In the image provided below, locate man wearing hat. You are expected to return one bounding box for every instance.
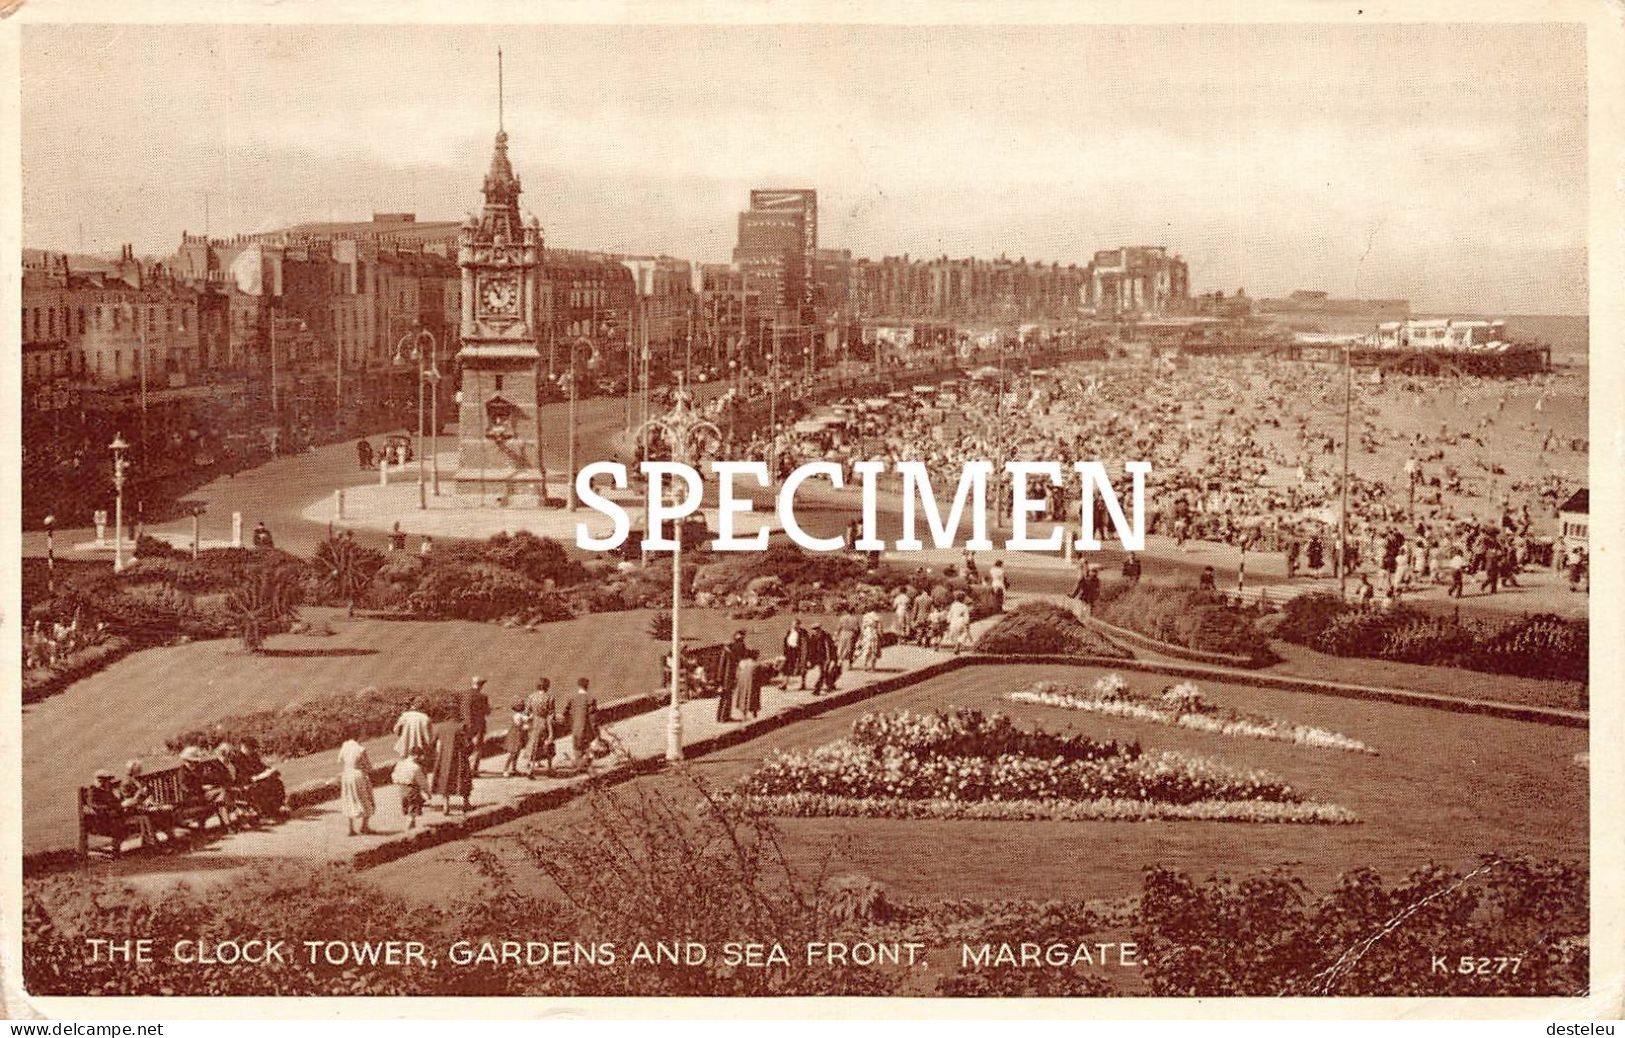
[458,676,491,778]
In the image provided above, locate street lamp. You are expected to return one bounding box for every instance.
[566,336,591,511]
[394,327,442,509]
[43,514,55,592]
[635,373,721,762]
[726,358,738,449]
[190,502,207,560]
[109,434,130,574]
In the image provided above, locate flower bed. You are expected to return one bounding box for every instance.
[737,708,1353,824]
[740,792,1355,824]
[1009,674,1377,754]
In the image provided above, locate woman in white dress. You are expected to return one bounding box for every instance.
[944,595,973,655]
[337,736,375,836]
[856,610,882,671]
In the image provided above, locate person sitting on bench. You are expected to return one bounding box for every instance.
[86,770,156,850]
[116,760,180,846]
[179,746,236,827]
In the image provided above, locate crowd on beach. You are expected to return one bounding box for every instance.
[751,354,1588,602]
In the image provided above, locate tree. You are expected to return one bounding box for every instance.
[225,566,303,653]
[311,535,383,613]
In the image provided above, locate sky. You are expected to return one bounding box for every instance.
[20,22,1589,314]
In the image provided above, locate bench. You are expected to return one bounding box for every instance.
[77,763,231,860]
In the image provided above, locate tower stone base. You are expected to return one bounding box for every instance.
[453,361,547,505]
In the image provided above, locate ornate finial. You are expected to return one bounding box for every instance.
[497,48,504,133]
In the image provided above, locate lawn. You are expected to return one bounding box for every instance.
[21,605,816,855]
[366,662,1587,906]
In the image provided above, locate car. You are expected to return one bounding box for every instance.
[381,434,415,464]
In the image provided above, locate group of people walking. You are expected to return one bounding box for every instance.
[336,675,603,836]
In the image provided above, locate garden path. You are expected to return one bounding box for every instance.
[72,622,1000,881]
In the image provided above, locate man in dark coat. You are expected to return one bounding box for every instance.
[804,623,838,695]
[567,678,599,766]
[457,676,491,778]
[1071,564,1101,617]
[429,717,473,813]
[716,632,750,722]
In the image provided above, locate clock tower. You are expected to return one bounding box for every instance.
[453,118,547,503]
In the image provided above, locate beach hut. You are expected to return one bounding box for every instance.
[1558,489,1588,548]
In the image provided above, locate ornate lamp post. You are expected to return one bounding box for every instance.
[636,374,721,762]
[566,336,591,511]
[109,434,130,573]
[394,328,443,509]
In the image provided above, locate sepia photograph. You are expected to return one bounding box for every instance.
[3,4,1616,1019]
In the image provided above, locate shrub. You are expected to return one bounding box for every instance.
[134,533,184,559]
[404,560,541,620]
[310,536,385,608]
[1275,594,1585,685]
[1135,855,1587,996]
[165,685,462,760]
[1097,585,1277,663]
[1466,614,1588,683]
[225,566,304,653]
[1275,593,1348,642]
[478,530,587,587]
[975,603,1128,658]
[23,863,510,997]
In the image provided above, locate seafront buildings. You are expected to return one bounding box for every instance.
[21,180,1197,405]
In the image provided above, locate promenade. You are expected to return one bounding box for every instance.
[57,626,996,880]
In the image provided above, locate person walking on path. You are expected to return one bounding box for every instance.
[337,735,375,837]
[457,676,491,779]
[910,588,933,644]
[805,623,838,695]
[1071,564,1101,618]
[717,632,749,723]
[835,611,859,666]
[500,701,530,778]
[856,609,883,671]
[734,656,762,720]
[944,593,973,654]
[392,698,433,759]
[781,618,808,691]
[892,588,911,640]
[989,557,1008,610]
[567,679,600,768]
[429,716,473,814]
[1121,552,1142,584]
[523,679,557,777]
[391,750,429,829]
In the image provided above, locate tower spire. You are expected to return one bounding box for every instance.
[497,47,504,132]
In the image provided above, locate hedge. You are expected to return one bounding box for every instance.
[975,601,1131,657]
[1095,584,1277,664]
[1278,594,1587,684]
[165,685,463,760]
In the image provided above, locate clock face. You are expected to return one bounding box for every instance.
[481,277,518,315]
